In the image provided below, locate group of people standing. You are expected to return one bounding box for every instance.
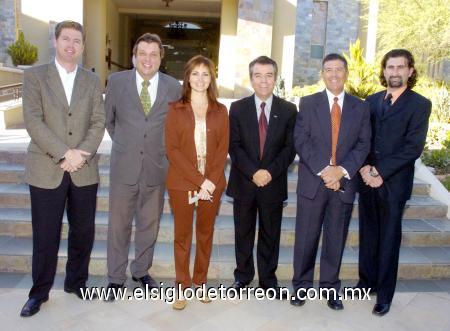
[19,20,431,319]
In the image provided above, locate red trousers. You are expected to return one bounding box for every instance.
[168,189,223,289]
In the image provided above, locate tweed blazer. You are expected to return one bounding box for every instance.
[165,100,229,191]
[23,62,106,189]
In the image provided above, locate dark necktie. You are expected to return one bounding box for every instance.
[259,102,268,159]
[381,93,392,117]
[331,97,341,166]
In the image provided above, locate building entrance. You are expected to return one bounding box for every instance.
[127,14,220,79]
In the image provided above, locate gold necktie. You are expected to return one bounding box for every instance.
[331,97,341,165]
[140,80,151,115]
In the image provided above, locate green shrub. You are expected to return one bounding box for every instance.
[443,130,450,149]
[421,148,450,174]
[7,31,38,66]
[426,122,450,150]
[414,78,450,124]
[440,176,450,191]
[290,82,324,98]
[343,39,382,99]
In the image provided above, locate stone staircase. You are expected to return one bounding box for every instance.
[0,150,449,281]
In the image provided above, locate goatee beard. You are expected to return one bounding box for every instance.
[388,77,403,88]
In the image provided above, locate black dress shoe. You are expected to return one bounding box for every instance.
[274,287,289,300]
[353,282,377,294]
[104,283,125,302]
[327,298,344,310]
[342,286,376,296]
[259,285,288,300]
[20,297,48,317]
[290,296,306,307]
[372,303,390,316]
[231,281,247,290]
[64,286,98,300]
[132,274,158,289]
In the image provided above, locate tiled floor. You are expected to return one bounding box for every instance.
[2,273,450,331]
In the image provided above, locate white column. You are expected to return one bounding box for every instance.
[366,0,378,63]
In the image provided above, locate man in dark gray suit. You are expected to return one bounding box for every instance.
[20,20,105,317]
[105,33,181,299]
[291,53,371,310]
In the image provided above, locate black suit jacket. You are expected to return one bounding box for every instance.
[361,89,431,201]
[294,90,371,204]
[226,94,297,203]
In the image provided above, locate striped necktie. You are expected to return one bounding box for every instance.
[259,102,268,159]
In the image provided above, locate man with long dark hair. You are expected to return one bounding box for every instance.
[356,49,431,316]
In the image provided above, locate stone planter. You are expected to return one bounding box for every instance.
[16,65,32,70]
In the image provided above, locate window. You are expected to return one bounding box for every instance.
[310,1,328,59]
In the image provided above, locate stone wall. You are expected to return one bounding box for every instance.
[293,0,314,86]
[234,0,274,98]
[0,0,19,66]
[293,0,360,86]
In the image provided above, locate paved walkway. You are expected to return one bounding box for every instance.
[1,273,450,331]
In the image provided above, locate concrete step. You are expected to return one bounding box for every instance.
[0,236,449,280]
[0,163,431,196]
[0,183,445,219]
[0,208,449,247]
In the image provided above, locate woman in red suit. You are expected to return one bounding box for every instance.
[165,55,229,310]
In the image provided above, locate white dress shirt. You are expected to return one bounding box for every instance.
[136,71,159,107]
[325,89,345,112]
[55,58,77,106]
[255,94,273,123]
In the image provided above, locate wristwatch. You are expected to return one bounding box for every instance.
[369,166,379,177]
[339,166,348,178]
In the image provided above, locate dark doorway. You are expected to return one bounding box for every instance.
[127,15,220,79]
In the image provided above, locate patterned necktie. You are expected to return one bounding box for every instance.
[259,102,268,159]
[331,96,341,166]
[140,80,151,115]
[381,93,392,117]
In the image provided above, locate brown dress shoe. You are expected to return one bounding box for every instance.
[173,299,187,310]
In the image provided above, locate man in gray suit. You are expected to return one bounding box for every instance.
[20,20,105,317]
[105,33,181,299]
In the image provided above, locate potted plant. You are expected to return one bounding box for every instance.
[7,30,38,68]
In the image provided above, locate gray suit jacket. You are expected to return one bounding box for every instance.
[105,69,181,186]
[23,62,106,189]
